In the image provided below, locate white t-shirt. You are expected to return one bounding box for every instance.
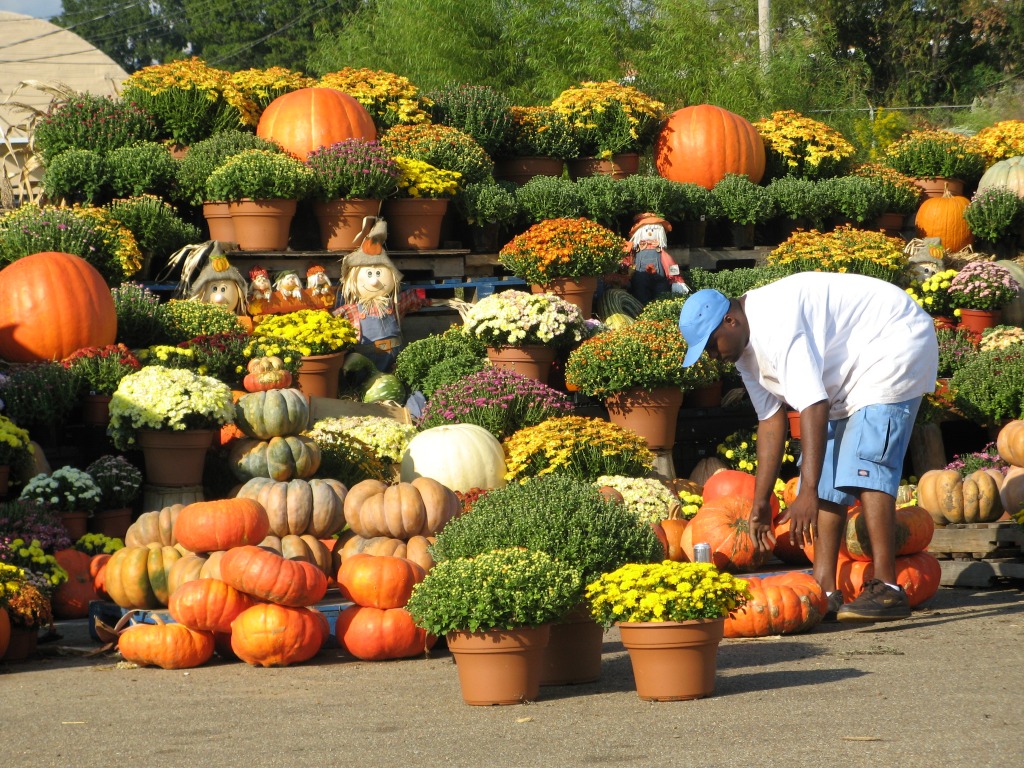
[734,272,939,421]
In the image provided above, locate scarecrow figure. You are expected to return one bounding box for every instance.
[624,213,689,304]
[247,266,273,318]
[189,255,248,316]
[304,264,336,310]
[332,217,430,372]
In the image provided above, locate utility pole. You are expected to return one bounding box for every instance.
[758,0,771,68]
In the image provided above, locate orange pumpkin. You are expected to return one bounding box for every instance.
[335,605,436,661]
[338,533,436,573]
[0,251,117,362]
[52,549,100,619]
[837,552,942,607]
[219,545,328,607]
[724,572,827,638]
[702,469,780,518]
[168,578,256,633]
[337,554,426,609]
[104,543,183,609]
[842,505,935,561]
[173,498,271,554]
[686,496,769,573]
[230,602,325,667]
[655,105,766,189]
[782,477,800,506]
[256,87,376,160]
[118,615,215,669]
[658,505,690,562]
[91,553,111,600]
[770,517,811,565]
[997,419,1024,467]
[915,186,973,252]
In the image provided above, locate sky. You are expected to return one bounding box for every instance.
[1,1,62,18]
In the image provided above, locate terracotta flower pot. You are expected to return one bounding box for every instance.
[958,308,1000,336]
[60,511,89,542]
[313,198,382,251]
[228,198,297,251]
[296,352,346,399]
[531,275,598,319]
[89,507,133,540]
[787,409,801,441]
[136,428,214,487]
[446,625,550,705]
[203,201,235,243]
[2,625,39,663]
[494,156,565,185]
[604,386,684,451]
[541,603,604,686]
[485,346,556,385]
[568,153,640,180]
[381,198,449,250]
[618,618,725,701]
[912,177,964,199]
[81,394,112,427]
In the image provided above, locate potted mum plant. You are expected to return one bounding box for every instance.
[430,474,663,686]
[0,414,33,496]
[514,176,584,224]
[852,163,922,234]
[564,318,719,451]
[818,175,889,227]
[455,180,521,253]
[495,106,577,184]
[906,268,959,320]
[765,226,910,285]
[304,139,401,251]
[85,455,143,539]
[251,309,358,398]
[462,290,585,384]
[61,344,142,427]
[405,547,582,705]
[753,109,856,181]
[204,149,315,250]
[587,561,750,701]
[108,366,235,485]
[380,156,463,250]
[19,466,103,540]
[882,129,986,198]
[498,217,624,318]
[711,174,776,248]
[964,186,1024,259]
[0,564,55,662]
[947,260,1021,335]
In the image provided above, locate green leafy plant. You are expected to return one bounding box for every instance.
[112,282,166,349]
[381,123,494,185]
[85,455,143,509]
[305,139,401,201]
[104,196,202,279]
[853,163,922,215]
[677,183,723,222]
[766,176,829,226]
[514,176,583,223]
[61,344,141,396]
[818,175,889,223]
[455,181,520,227]
[935,327,976,378]
[883,130,986,183]
[158,299,246,344]
[964,187,1024,244]
[682,264,791,297]
[507,106,577,160]
[577,173,628,228]
[206,149,314,202]
[427,83,515,157]
[41,149,108,204]
[621,175,690,221]
[105,142,178,199]
[951,346,1024,425]
[34,94,158,164]
[393,327,487,395]
[712,174,776,225]
[406,547,583,636]
[0,363,81,431]
[175,130,283,206]
[431,474,663,585]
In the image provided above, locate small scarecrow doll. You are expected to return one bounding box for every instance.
[189,254,252,331]
[304,264,337,310]
[332,218,430,372]
[624,213,689,304]
[247,266,274,318]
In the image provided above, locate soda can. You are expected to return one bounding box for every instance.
[693,543,712,563]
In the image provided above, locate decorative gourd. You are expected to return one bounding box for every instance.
[243,356,293,392]
[118,614,215,669]
[916,468,1003,525]
[837,551,942,608]
[104,543,184,609]
[0,251,117,363]
[256,87,376,160]
[842,505,935,561]
[337,554,426,609]
[258,534,334,576]
[336,605,435,661]
[915,186,972,252]
[235,477,348,538]
[977,155,1024,197]
[230,602,325,667]
[400,424,506,492]
[702,469,780,518]
[343,477,460,539]
[235,388,310,440]
[52,549,100,619]
[685,496,769,573]
[997,419,1024,467]
[688,456,729,487]
[167,551,227,595]
[654,104,766,189]
[168,578,256,633]
[229,435,321,482]
[173,498,271,554]
[339,533,435,572]
[219,545,328,607]
[125,504,184,548]
[724,572,827,638]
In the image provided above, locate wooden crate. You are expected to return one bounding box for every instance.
[927,522,1024,587]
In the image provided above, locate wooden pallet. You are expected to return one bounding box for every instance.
[224,249,472,281]
[927,522,1024,587]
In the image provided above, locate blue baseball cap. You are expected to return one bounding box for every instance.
[678,289,730,367]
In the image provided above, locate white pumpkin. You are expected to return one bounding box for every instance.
[400,424,507,492]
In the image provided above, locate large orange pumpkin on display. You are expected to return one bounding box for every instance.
[173,498,270,554]
[685,496,769,572]
[230,602,325,667]
[91,553,112,600]
[118,615,215,669]
[655,104,766,189]
[916,468,1003,525]
[724,572,827,638]
[0,251,117,362]
[52,549,101,619]
[997,419,1024,467]
[219,545,328,606]
[837,551,942,607]
[256,88,376,160]
[915,187,973,252]
[336,605,435,661]
[842,505,935,561]
[168,578,256,634]
[337,554,426,609]
[702,469,780,518]
[104,543,183,609]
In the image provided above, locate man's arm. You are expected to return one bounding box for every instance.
[778,399,830,547]
[749,406,787,552]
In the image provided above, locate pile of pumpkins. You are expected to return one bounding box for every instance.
[916,419,1024,526]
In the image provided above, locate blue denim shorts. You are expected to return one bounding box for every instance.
[801,398,922,506]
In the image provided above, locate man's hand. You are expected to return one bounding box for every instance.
[748,500,776,553]
[779,488,819,548]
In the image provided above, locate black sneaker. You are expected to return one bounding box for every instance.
[837,579,910,623]
[823,590,844,622]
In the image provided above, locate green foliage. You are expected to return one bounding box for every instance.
[120,82,244,148]
[712,175,776,225]
[936,327,976,378]
[381,124,494,185]
[455,181,520,227]
[419,355,488,398]
[42,150,108,205]
[508,107,577,159]
[34,94,158,163]
[158,300,245,344]
[515,175,583,223]
[767,177,829,226]
[883,131,986,184]
[818,175,888,223]
[104,196,203,280]
[205,150,314,202]
[0,363,81,430]
[677,184,722,221]
[964,187,1024,244]
[176,130,283,207]
[684,265,791,297]
[620,175,689,221]
[426,83,515,157]
[393,327,487,394]
[431,474,663,583]
[576,174,628,229]
[106,143,178,199]
[112,283,166,349]
[951,346,1024,426]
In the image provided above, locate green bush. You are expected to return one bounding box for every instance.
[678,183,723,221]
[175,130,283,207]
[34,94,158,164]
[112,282,166,349]
[712,174,776,225]
[576,174,627,229]
[964,187,1024,244]
[106,142,178,199]
[205,150,313,202]
[936,327,977,378]
[455,181,520,227]
[684,265,791,296]
[157,299,245,344]
[515,175,583,223]
[0,362,81,430]
[951,346,1024,426]
[41,149,108,205]
[767,177,829,226]
[818,176,888,223]
[427,83,515,157]
[620,174,688,221]
[393,327,487,394]
[104,196,202,279]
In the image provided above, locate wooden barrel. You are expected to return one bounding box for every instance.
[142,484,204,513]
